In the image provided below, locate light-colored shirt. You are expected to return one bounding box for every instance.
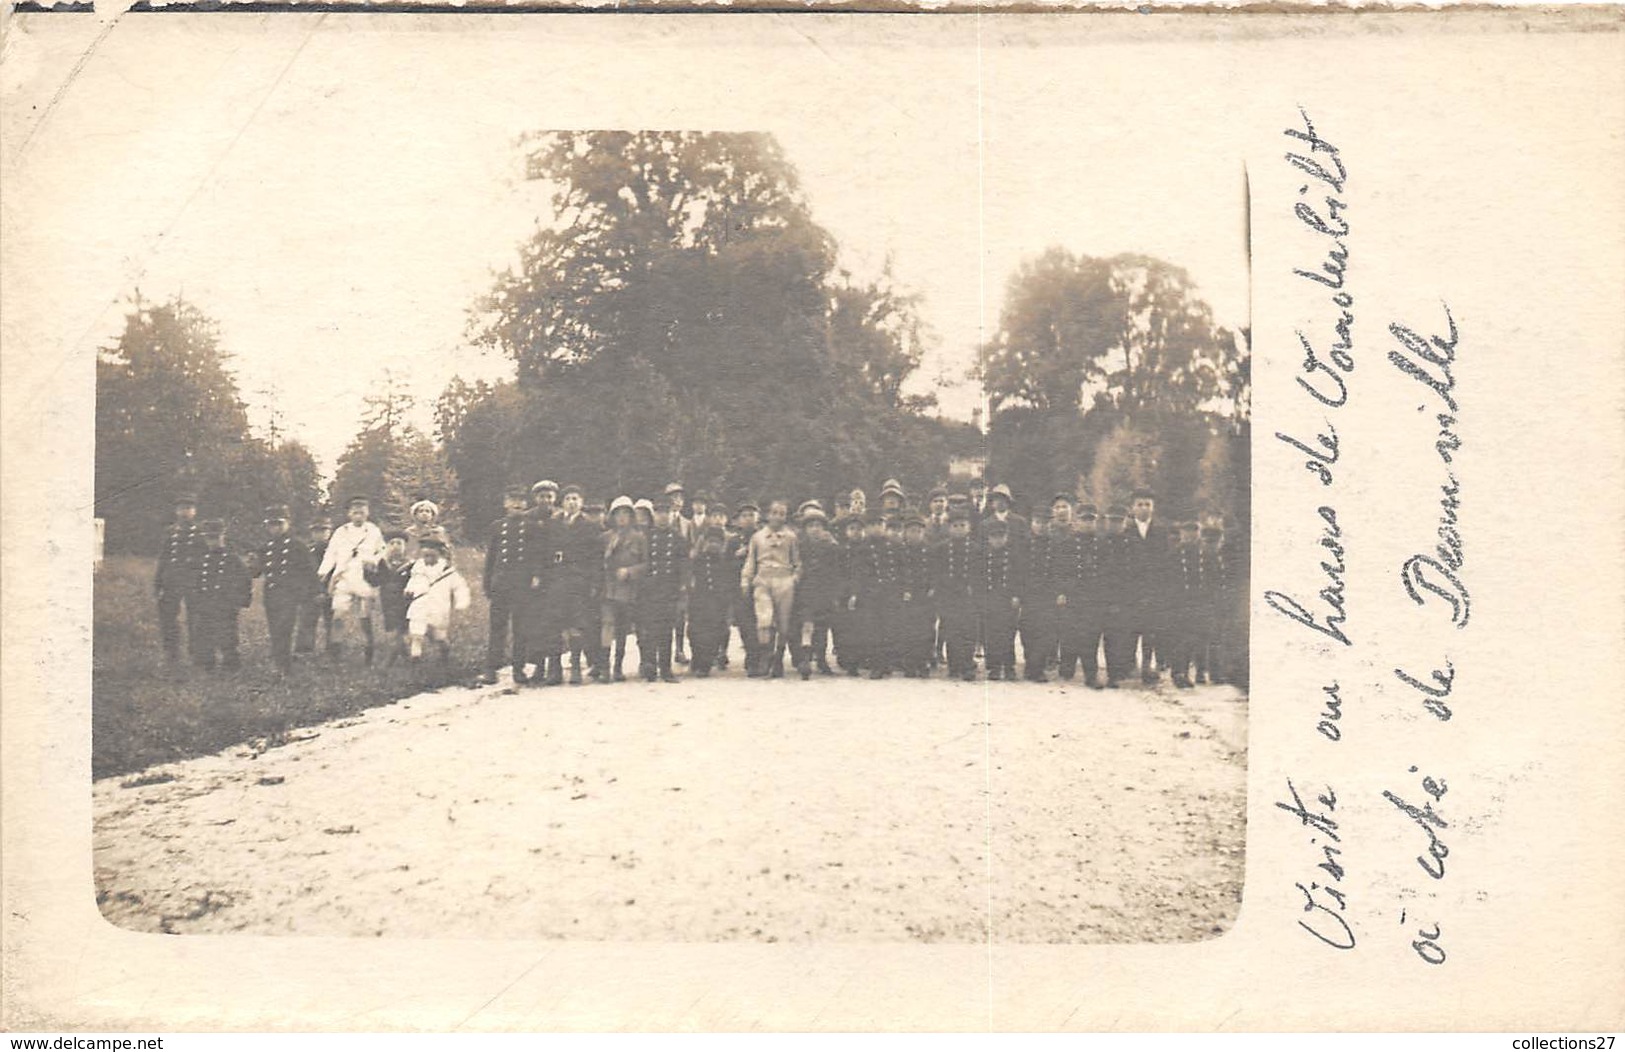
[318,520,386,596]
[741,525,801,586]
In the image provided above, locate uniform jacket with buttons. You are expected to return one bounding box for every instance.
[1046,526,1085,604]
[851,535,902,601]
[156,521,205,593]
[977,540,1025,602]
[641,525,688,602]
[930,535,977,603]
[483,514,537,596]
[252,534,316,607]
[898,541,934,604]
[196,547,252,609]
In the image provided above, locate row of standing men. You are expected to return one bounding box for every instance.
[150,479,1244,687]
[479,478,1243,689]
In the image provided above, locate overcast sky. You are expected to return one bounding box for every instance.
[8,14,1248,473]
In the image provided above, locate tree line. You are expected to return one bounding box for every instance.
[95,130,1249,555]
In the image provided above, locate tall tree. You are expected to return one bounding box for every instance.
[96,295,254,552]
[980,248,1120,415]
[455,130,969,516]
[980,250,1245,421]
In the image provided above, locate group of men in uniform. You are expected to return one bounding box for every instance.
[153,491,465,673]
[479,477,1242,690]
[150,478,1242,688]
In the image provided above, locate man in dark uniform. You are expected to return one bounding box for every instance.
[482,484,536,685]
[1122,488,1169,684]
[791,505,841,678]
[853,512,903,679]
[295,517,334,654]
[1061,503,1108,688]
[1167,520,1204,688]
[932,508,979,680]
[978,519,1024,681]
[192,519,252,670]
[897,513,936,677]
[639,495,688,683]
[251,505,315,674]
[687,517,734,678]
[1050,496,1084,683]
[1100,504,1134,687]
[155,492,204,666]
[832,514,867,674]
[1022,498,1074,683]
[521,481,562,683]
[542,484,599,685]
[1198,524,1231,685]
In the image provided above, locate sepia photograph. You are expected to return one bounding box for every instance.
[76,19,1251,945]
[14,9,1619,1034]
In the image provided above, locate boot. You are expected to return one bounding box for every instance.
[570,651,584,686]
[769,638,785,679]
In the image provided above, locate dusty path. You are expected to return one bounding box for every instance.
[94,669,1247,943]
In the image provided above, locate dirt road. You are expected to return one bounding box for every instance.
[94,671,1247,943]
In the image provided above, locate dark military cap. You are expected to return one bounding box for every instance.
[947,506,971,523]
[583,500,606,513]
[903,513,927,529]
[1201,526,1224,540]
[346,495,370,507]
[1131,488,1156,502]
[560,483,583,498]
[1076,503,1099,518]
[199,518,226,535]
[383,528,410,542]
[1105,504,1129,518]
[651,495,674,511]
[418,537,448,552]
[835,514,865,533]
[173,491,199,507]
[1180,520,1200,532]
[1052,492,1076,507]
[263,504,291,522]
[927,485,948,500]
[737,500,760,514]
[308,517,333,530]
[503,483,529,500]
[947,493,970,506]
[706,500,731,516]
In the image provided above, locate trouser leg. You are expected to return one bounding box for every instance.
[158,590,185,662]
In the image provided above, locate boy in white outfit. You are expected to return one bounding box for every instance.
[318,495,388,664]
[404,538,471,663]
[741,499,801,678]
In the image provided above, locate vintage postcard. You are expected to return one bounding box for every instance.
[1,8,1621,1032]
